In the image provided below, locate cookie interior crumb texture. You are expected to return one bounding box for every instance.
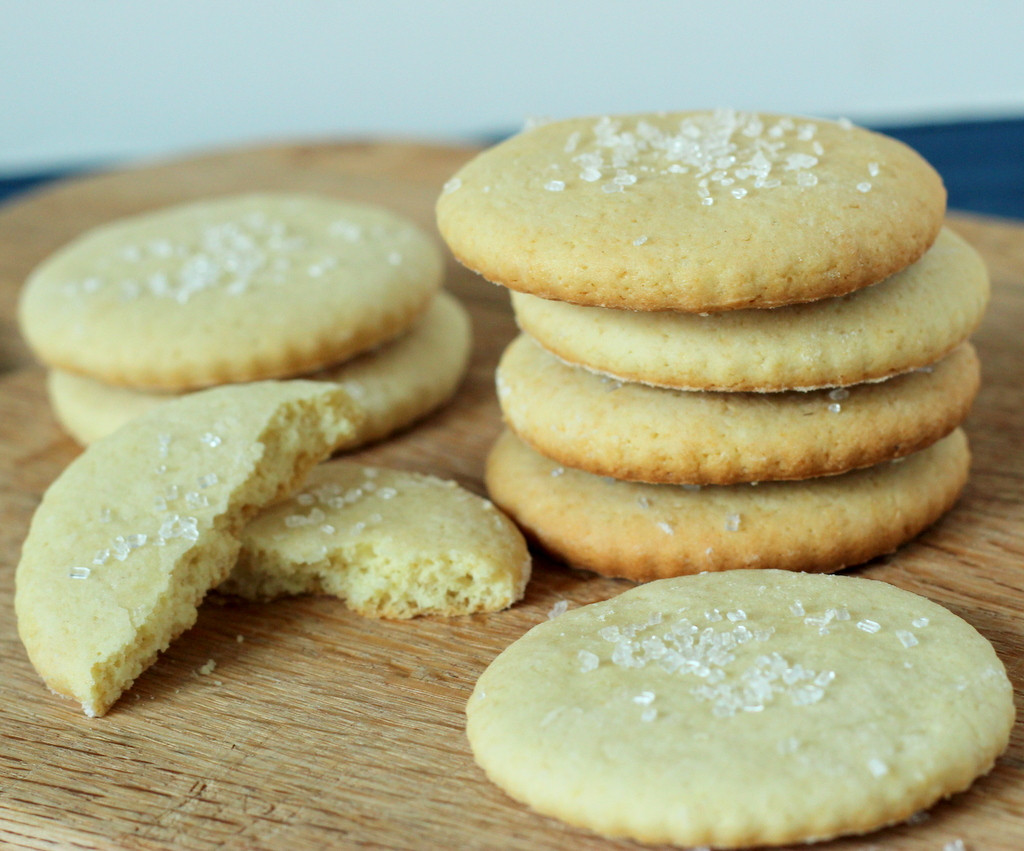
[223,461,531,619]
[15,380,362,716]
[466,570,1014,847]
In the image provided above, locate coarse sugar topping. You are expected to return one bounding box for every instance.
[574,594,937,719]
[583,607,834,718]
[65,429,223,580]
[532,111,872,206]
[57,198,421,305]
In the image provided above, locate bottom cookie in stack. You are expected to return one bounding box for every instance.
[486,428,970,582]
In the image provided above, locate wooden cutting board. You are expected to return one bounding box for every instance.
[0,142,1021,851]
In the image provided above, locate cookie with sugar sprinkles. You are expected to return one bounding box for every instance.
[221,461,531,619]
[46,291,472,447]
[497,334,980,485]
[511,227,989,392]
[467,569,1014,847]
[437,110,946,311]
[15,380,362,716]
[18,193,443,390]
[484,429,970,580]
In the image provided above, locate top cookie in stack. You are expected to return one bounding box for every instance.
[20,193,472,448]
[436,110,990,581]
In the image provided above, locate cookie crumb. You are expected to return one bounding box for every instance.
[198,659,217,676]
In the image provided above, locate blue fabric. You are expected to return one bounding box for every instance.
[873,117,1024,221]
[0,169,82,206]
[1,118,1021,218]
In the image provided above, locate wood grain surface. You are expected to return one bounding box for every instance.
[0,141,1022,850]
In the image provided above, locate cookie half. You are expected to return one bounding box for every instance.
[512,227,989,391]
[437,111,946,311]
[221,461,531,618]
[467,569,1014,847]
[484,429,970,580]
[19,193,443,389]
[15,381,362,716]
[497,335,979,485]
[46,291,471,447]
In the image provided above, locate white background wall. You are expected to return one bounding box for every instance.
[3,0,1023,174]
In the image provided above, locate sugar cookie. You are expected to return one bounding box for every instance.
[221,461,530,618]
[484,429,970,580]
[19,193,443,389]
[467,569,1014,847]
[15,381,362,715]
[511,227,988,391]
[437,111,946,311]
[46,292,471,446]
[497,334,979,485]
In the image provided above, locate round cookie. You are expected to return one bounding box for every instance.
[467,569,1014,847]
[221,461,531,619]
[19,193,443,390]
[15,380,362,716]
[497,334,979,485]
[46,292,472,447]
[484,429,970,580]
[437,111,946,312]
[511,227,989,391]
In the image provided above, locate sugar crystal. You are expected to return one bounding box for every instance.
[548,600,569,619]
[867,758,889,778]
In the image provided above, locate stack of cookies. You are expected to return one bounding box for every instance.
[436,110,989,581]
[19,193,471,449]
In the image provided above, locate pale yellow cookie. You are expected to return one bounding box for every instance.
[511,227,989,391]
[437,111,946,311]
[19,193,443,389]
[497,334,979,485]
[15,381,362,716]
[46,292,471,446]
[467,569,1014,847]
[221,461,531,618]
[484,429,970,581]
